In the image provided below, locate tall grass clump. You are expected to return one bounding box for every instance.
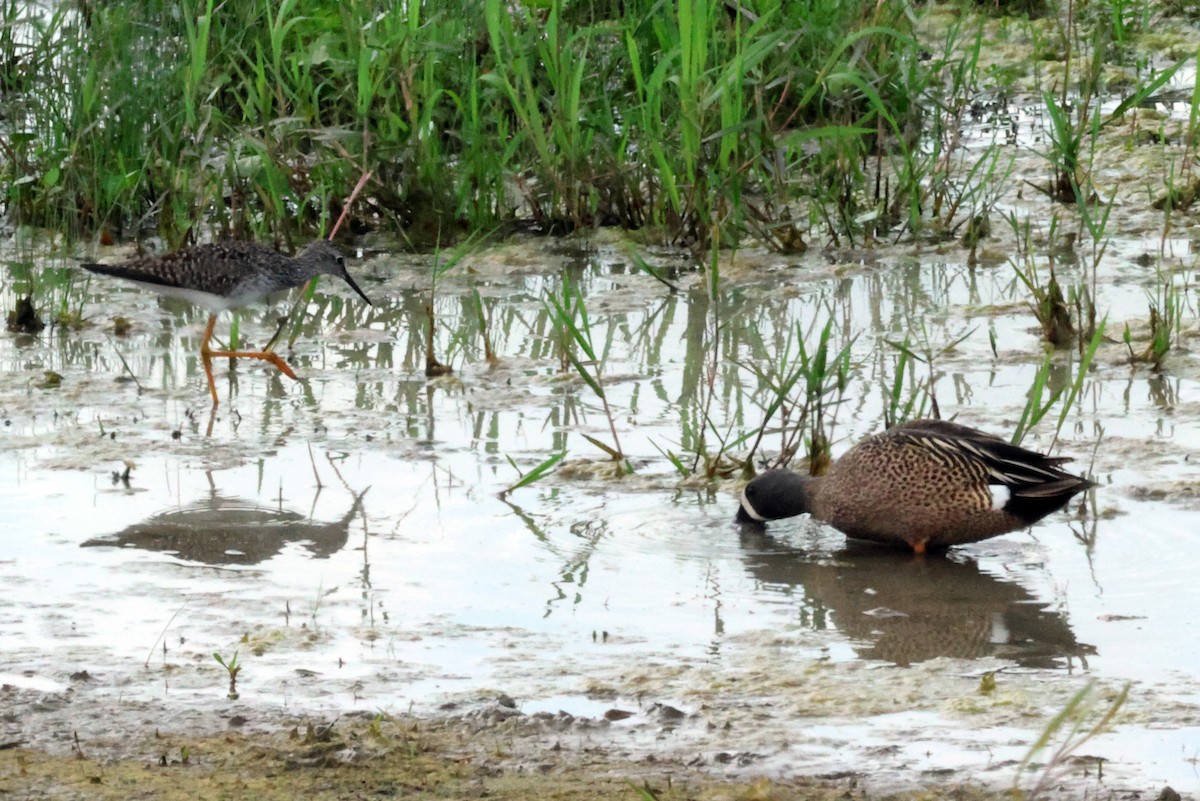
[0,0,930,251]
[912,16,1013,247]
[483,0,925,247]
[1,1,491,245]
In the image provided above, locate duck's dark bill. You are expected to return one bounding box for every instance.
[734,505,764,526]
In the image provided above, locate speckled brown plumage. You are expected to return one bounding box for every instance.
[736,419,1095,551]
[80,239,372,407]
[80,240,370,311]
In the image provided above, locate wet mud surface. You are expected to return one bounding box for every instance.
[0,711,1032,801]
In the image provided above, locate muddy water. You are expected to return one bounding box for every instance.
[0,232,1198,793]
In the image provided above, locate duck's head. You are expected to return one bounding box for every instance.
[735,469,814,525]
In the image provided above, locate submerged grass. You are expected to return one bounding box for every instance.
[1014,681,1129,800]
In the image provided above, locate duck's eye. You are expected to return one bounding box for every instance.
[336,256,345,267]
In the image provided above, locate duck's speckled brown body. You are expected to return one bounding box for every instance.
[736,419,1094,552]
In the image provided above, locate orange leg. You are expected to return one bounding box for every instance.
[911,538,928,555]
[198,313,299,407]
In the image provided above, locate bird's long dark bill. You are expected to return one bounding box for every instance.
[340,269,373,306]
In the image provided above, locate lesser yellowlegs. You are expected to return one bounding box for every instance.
[81,239,373,407]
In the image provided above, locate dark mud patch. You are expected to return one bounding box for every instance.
[0,707,1126,801]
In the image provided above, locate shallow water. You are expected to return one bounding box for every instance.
[2,229,1200,792]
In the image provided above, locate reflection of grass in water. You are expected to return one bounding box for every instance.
[425,238,481,378]
[499,271,635,494]
[486,248,1103,490]
[1001,202,1106,446]
[741,317,851,477]
[544,275,629,471]
[1013,321,1104,448]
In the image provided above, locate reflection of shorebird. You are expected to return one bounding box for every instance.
[736,419,1094,552]
[81,488,367,566]
[81,240,372,407]
[738,530,1093,668]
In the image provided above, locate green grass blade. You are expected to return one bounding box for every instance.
[501,450,567,497]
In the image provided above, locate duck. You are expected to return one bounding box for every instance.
[734,419,1094,552]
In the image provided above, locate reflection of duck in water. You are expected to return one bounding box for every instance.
[738,529,1094,668]
[81,485,367,566]
[736,419,1094,553]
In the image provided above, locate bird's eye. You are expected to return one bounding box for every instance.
[336,256,345,267]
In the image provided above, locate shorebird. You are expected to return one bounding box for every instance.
[81,239,372,407]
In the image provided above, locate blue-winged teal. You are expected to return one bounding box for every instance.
[735,419,1094,552]
[82,240,372,407]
